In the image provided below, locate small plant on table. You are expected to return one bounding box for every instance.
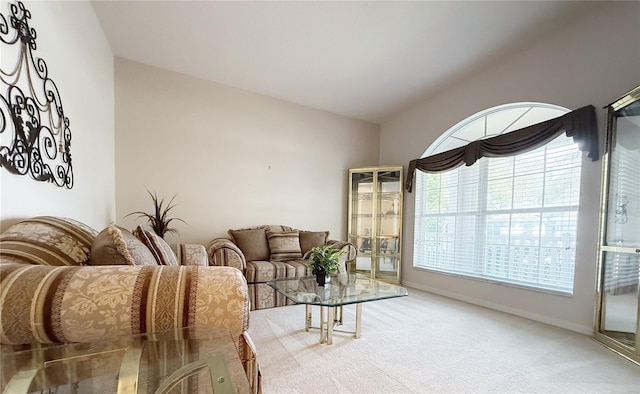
[306,245,347,286]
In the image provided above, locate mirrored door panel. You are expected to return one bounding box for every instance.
[600,251,639,347]
[605,115,640,247]
[595,86,640,365]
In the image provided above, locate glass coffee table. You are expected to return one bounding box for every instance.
[267,273,408,345]
[1,326,251,394]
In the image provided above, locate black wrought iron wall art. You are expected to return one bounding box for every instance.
[0,1,73,188]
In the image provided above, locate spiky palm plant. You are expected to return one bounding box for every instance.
[126,189,186,238]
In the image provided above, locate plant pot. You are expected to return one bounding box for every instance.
[315,271,326,286]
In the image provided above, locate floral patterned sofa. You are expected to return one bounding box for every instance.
[0,216,260,393]
[208,225,356,310]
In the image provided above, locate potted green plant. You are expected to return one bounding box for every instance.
[125,189,186,238]
[305,245,347,286]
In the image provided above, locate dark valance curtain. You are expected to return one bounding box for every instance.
[405,105,599,192]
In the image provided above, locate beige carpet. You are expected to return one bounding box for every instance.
[247,287,640,393]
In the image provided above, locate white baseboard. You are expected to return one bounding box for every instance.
[402,280,593,335]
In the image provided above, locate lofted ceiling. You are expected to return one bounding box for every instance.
[91,1,601,124]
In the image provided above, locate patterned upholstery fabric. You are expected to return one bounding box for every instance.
[0,216,97,266]
[0,263,248,344]
[170,243,208,266]
[246,260,310,309]
[245,260,308,283]
[207,238,247,272]
[209,225,356,310]
[133,226,179,266]
[0,216,261,393]
[242,332,262,392]
[266,230,303,261]
[0,262,260,393]
[91,224,157,266]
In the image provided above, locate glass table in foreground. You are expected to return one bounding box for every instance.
[0,326,251,394]
[267,273,408,344]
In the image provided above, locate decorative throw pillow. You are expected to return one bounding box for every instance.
[91,224,157,266]
[229,228,270,261]
[299,230,329,256]
[265,225,294,233]
[133,226,178,266]
[267,230,303,261]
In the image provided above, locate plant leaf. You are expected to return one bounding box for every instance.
[126,189,187,238]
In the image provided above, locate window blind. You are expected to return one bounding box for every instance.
[414,135,581,293]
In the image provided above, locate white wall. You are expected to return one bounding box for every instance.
[0,0,115,231]
[381,2,640,334]
[115,59,379,245]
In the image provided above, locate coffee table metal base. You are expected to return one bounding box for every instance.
[304,304,362,345]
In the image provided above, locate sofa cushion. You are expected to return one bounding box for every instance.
[245,259,308,283]
[91,224,157,266]
[264,225,294,233]
[229,228,269,261]
[266,230,303,261]
[133,226,178,266]
[0,216,97,266]
[299,230,329,256]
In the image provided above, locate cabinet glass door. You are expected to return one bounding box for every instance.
[595,85,640,364]
[350,171,374,277]
[375,170,402,281]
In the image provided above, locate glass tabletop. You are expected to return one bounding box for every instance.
[267,273,408,307]
[0,326,251,394]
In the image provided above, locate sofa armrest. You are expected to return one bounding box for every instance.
[326,240,357,261]
[324,240,357,274]
[241,331,261,393]
[170,243,208,266]
[0,262,259,392]
[207,238,247,273]
[0,263,250,345]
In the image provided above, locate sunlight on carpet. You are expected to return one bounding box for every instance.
[248,287,640,393]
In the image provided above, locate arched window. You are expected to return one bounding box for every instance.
[413,103,582,294]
